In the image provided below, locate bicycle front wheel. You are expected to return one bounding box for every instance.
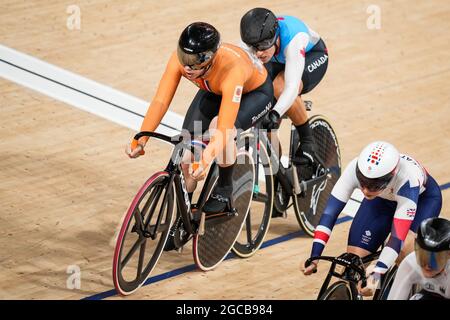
[112,171,175,295]
[293,115,341,236]
[319,281,354,300]
[232,132,273,258]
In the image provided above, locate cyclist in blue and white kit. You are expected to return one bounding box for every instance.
[302,141,443,295]
[240,8,328,178]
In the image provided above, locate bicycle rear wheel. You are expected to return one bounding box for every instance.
[193,150,255,270]
[293,115,341,236]
[232,133,273,258]
[319,281,354,300]
[112,171,175,295]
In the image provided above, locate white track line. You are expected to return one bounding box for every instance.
[0,44,182,136]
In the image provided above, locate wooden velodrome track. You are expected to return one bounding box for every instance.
[1,0,449,300]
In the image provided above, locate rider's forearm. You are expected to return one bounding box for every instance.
[374,245,400,274]
[310,195,346,257]
[138,52,182,144]
[139,99,171,143]
[272,33,307,116]
[374,225,410,274]
[374,198,417,273]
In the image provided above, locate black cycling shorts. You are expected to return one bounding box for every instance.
[265,38,328,95]
[182,75,273,135]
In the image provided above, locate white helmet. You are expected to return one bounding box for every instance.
[356,141,400,191]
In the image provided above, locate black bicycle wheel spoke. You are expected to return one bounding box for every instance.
[151,186,170,235]
[133,207,144,232]
[121,237,146,269]
[143,185,164,227]
[141,185,160,221]
[136,240,147,278]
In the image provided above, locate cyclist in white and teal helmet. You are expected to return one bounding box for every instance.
[389,217,450,300]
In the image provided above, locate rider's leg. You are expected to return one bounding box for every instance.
[347,245,372,257]
[203,116,237,213]
[211,116,237,194]
[346,197,396,294]
[204,76,273,213]
[181,89,223,202]
[347,197,396,263]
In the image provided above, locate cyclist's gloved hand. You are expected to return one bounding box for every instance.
[261,110,281,130]
[302,258,318,276]
[359,271,381,296]
[191,162,207,181]
[127,138,146,158]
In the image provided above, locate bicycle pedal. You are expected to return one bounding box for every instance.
[228,207,238,217]
[198,212,206,236]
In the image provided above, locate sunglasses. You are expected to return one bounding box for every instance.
[356,166,394,192]
[185,62,211,71]
[251,38,276,52]
[183,50,215,70]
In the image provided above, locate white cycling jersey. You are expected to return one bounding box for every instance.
[328,154,428,273]
[388,252,450,299]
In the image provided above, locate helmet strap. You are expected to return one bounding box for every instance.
[199,61,213,78]
[274,37,280,56]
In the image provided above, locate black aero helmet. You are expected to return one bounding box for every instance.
[415,217,450,271]
[240,7,279,51]
[177,22,220,69]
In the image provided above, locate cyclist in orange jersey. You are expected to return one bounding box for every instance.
[127,22,273,215]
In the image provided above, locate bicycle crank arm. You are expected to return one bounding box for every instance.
[201,209,238,230]
[294,170,332,196]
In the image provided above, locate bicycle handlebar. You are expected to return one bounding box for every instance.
[305,255,368,287]
[133,131,208,150]
[133,131,182,145]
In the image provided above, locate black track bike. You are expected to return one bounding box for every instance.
[305,250,398,300]
[113,131,255,295]
[232,101,341,258]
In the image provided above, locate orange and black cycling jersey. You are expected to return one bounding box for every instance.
[136,43,267,168]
